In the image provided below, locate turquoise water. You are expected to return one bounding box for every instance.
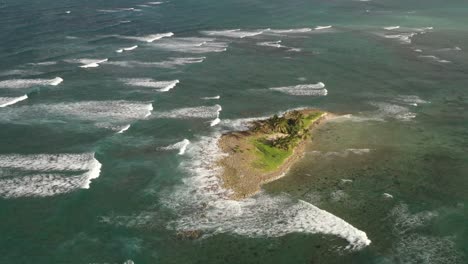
[0,0,467,263]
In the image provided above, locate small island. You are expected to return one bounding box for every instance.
[218,109,329,199]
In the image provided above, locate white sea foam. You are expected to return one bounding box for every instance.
[154,105,222,119]
[0,153,101,198]
[328,114,385,123]
[370,102,416,121]
[384,26,400,30]
[267,28,313,34]
[161,129,371,250]
[315,25,332,30]
[383,193,394,199]
[147,1,163,5]
[78,59,108,68]
[0,95,28,107]
[106,57,205,68]
[117,124,131,134]
[112,32,174,42]
[160,139,191,155]
[257,40,284,48]
[1,101,153,130]
[384,33,416,44]
[201,29,267,38]
[201,95,220,100]
[0,77,63,89]
[393,95,429,106]
[309,149,371,158]
[120,78,179,91]
[270,82,328,96]
[419,55,451,63]
[150,37,228,53]
[116,45,138,53]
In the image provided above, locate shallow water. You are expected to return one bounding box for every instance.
[0,0,467,263]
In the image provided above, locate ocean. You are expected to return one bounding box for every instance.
[0,0,467,263]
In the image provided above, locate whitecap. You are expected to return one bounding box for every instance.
[384,26,400,30]
[116,45,138,53]
[267,28,313,34]
[270,82,327,96]
[150,37,228,53]
[78,59,108,68]
[0,77,63,89]
[117,124,131,134]
[201,95,220,100]
[0,95,28,107]
[201,29,266,38]
[106,57,205,68]
[160,139,191,155]
[0,153,101,198]
[315,25,332,30]
[120,78,179,91]
[112,32,174,43]
[154,105,221,119]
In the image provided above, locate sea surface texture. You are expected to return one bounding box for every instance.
[0,0,467,263]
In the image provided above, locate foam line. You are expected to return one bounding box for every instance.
[154,104,221,119]
[0,77,63,89]
[117,124,131,134]
[161,139,191,155]
[121,78,179,91]
[0,153,101,198]
[384,26,400,30]
[201,95,220,100]
[0,95,28,107]
[315,25,332,30]
[270,82,327,96]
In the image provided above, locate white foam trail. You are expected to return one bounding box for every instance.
[161,139,191,155]
[66,10,71,14]
[117,124,131,134]
[0,153,101,198]
[257,40,283,48]
[210,117,221,127]
[309,149,371,158]
[147,1,163,4]
[270,82,327,96]
[384,26,400,30]
[150,38,228,53]
[1,101,153,130]
[393,95,430,106]
[267,28,313,34]
[0,95,28,107]
[0,77,63,89]
[79,59,108,68]
[384,33,416,44]
[117,45,139,53]
[112,32,174,42]
[201,95,220,100]
[120,78,179,91]
[154,104,221,119]
[370,102,416,121]
[383,193,394,199]
[107,57,205,68]
[162,130,371,251]
[315,25,332,30]
[419,55,451,63]
[201,29,266,38]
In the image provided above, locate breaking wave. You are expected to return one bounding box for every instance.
[150,37,228,53]
[161,126,371,251]
[0,153,101,198]
[0,95,28,107]
[116,45,138,53]
[201,29,267,38]
[0,77,63,89]
[270,82,328,96]
[106,57,205,68]
[154,104,222,119]
[160,139,191,155]
[111,32,174,42]
[120,78,179,91]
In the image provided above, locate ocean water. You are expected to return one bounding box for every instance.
[0,0,467,263]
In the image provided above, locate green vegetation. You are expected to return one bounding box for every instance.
[251,110,324,171]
